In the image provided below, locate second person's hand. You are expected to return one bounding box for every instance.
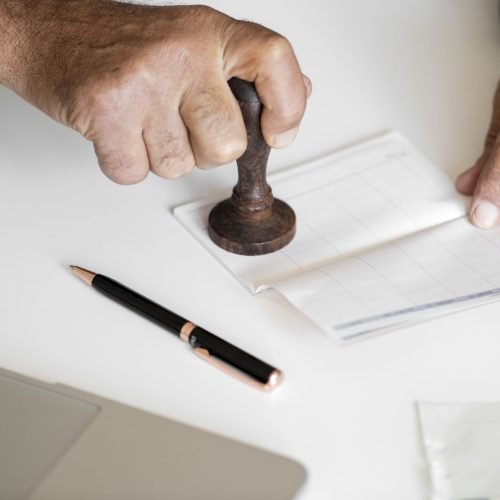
[456,81,500,228]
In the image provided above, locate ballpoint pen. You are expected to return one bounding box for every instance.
[70,266,282,391]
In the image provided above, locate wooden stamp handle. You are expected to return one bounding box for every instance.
[228,78,273,219]
[207,79,296,256]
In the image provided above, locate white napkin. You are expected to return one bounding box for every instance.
[418,401,500,500]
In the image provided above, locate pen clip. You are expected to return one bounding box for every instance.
[193,347,282,392]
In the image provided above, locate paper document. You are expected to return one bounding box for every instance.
[175,133,500,343]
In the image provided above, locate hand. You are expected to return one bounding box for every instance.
[456,81,500,228]
[0,1,311,184]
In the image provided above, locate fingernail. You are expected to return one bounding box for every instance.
[471,200,500,229]
[270,127,299,149]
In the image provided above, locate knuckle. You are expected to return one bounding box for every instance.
[147,136,195,179]
[182,87,247,165]
[86,83,123,115]
[184,86,231,125]
[262,34,294,63]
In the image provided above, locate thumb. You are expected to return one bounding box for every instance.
[469,137,500,228]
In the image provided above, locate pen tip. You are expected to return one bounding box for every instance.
[70,266,96,286]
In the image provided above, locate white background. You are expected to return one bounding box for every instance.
[1,1,499,498]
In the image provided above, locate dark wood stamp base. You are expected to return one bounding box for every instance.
[208,198,296,256]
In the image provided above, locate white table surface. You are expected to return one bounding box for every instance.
[1,1,499,498]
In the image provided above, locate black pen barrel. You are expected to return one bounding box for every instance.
[91,273,279,387]
[189,327,276,384]
[92,274,185,334]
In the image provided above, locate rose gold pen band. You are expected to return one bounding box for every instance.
[179,321,283,392]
